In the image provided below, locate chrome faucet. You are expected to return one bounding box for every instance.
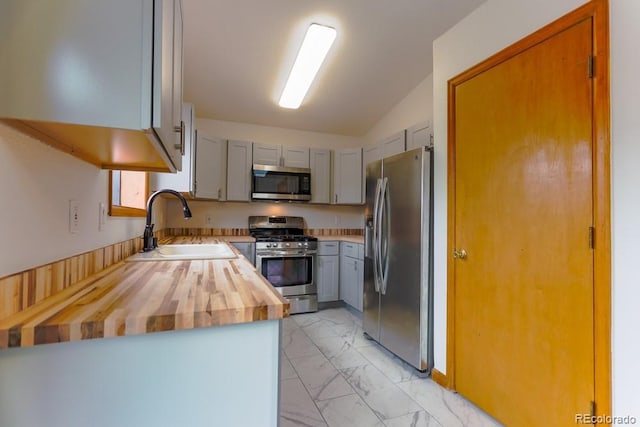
[142,189,192,252]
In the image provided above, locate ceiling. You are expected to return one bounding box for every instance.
[182,0,485,137]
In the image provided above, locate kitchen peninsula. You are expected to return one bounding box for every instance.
[0,238,288,427]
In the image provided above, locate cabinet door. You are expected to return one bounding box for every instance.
[150,102,194,192]
[310,148,331,204]
[333,149,362,204]
[253,143,282,166]
[339,255,353,306]
[194,133,227,200]
[363,144,381,169]
[318,255,340,302]
[283,147,310,168]
[169,0,184,170]
[406,121,432,150]
[153,0,180,167]
[227,140,253,201]
[380,130,406,158]
[355,259,364,311]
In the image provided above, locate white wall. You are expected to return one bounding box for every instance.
[433,0,640,417]
[166,199,364,230]
[364,73,433,144]
[195,118,364,149]
[0,123,161,278]
[610,0,640,417]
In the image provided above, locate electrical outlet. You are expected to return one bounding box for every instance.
[98,202,106,231]
[205,214,214,226]
[69,200,80,234]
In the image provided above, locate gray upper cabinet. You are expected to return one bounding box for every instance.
[380,130,406,158]
[406,121,432,150]
[282,146,310,168]
[226,140,253,201]
[252,143,282,166]
[252,143,309,168]
[333,148,363,205]
[150,102,195,193]
[310,148,331,204]
[193,132,227,200]
[363,144,382,168]
[0,0,184,172]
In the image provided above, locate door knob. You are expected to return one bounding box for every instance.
[453,249,467,259]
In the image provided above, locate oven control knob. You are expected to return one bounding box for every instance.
[266,243,272,248]
[297,243,302,247]
[304,242,309,247]
[285,243,290,247]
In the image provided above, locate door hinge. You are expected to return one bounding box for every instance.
[589,227,595,249]
[588,55,595,78]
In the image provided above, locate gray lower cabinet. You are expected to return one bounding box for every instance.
[231,242,255,265]
[339,242,364,311]
[317,241,340,302]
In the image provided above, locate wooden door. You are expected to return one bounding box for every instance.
[451,18,594,426]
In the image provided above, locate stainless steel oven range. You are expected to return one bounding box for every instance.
[249,216,318,314]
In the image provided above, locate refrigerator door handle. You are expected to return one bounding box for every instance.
[380,177,390,294]
[372,178,383,292]
[382,178,391,294]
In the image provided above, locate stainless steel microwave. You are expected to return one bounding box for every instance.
[251,164,311,201]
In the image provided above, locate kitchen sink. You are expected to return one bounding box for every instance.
[127,244,237,261]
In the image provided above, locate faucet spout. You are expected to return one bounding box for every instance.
[142,189,192,252]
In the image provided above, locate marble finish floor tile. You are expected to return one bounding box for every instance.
[341,364,422,420]
[357,344,418,383]
[302,320,342,341]
[283,327,324,359]
[280,378,327,427]
[280,307,501,427]
[383,411,442,427]
[398,379,504,427]
[312,336,370,370]
[289,353,355,401]
[281,355,299,380]
[316,394,385,427]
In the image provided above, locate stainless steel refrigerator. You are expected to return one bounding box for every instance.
[363,147,433,372]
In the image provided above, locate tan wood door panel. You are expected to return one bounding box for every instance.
[452,18,594,427]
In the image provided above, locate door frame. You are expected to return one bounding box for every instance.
[446,0,611,419]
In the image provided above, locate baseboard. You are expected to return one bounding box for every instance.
[431,368,450,389]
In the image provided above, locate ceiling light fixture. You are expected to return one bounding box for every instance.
[278,23,337,109]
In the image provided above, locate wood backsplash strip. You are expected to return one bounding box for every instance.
[166,228,250,236]
[305,229,364,236]
[165,228,363,236]
[0,237,144,320]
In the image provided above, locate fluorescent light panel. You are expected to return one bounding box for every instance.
[279,24,337,109]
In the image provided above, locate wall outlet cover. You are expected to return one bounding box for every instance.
[69,200,80,234]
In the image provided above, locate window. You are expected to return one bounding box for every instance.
[109,171,148,217]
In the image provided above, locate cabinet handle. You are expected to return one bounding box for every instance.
[173,120,185,155]
[218,188,221,199]
[334,194,338,203]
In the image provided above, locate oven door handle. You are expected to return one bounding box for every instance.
[258,251,315,257]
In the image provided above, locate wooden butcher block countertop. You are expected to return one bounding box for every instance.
[0,237,289,349]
